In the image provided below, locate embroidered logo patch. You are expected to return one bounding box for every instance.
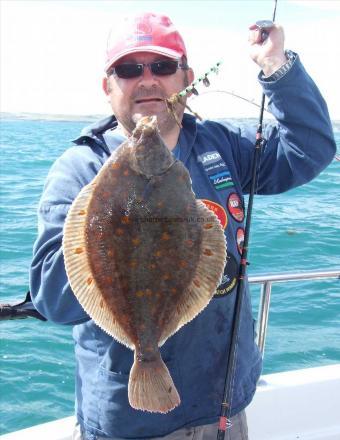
[197,150,228,173]
[197,151,222,166]
[202,199,228,229]
[227,193,244,222]
[236,227,245,255]
[214,252,238,298]
[198,150,234,190]
[209,171,234,190]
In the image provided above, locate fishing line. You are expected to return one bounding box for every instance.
[216,1,278,439]
[190,89,271,113]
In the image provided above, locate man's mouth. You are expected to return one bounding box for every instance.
[134,98,164,104]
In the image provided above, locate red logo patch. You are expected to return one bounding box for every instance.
[236,227,245,255]
[227,193,244,222]
[202,199,228,229]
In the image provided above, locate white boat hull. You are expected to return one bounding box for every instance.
[1,364,340,439]
[247,364,340,440]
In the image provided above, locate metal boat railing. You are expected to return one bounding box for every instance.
[248,269,340,356]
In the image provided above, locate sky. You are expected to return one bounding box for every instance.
[1,0,340,119]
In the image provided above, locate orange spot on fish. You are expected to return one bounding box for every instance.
[162,273,171,281]
[121,215,130,224]
[171,288,177,295]
[132,237,141,246]
[129,260,137,268]
[105,276,113,285]
[184,239,194,247]
[99,299,104,308]
[204,223,214,229]
[78,210,86,215]
[136,290,144,297]
[154,250,162,257]
[123,169,129,176]
[161,232,170,241]
[179,260,188,268]
[111,162,120,169]
[115,228,124,236]
[87,277,93,285]
[107,249,115,257]
[204,249,213,256]
[145,289,152,296]
[74,247,83,254]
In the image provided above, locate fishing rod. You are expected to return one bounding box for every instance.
[216,2,278,439]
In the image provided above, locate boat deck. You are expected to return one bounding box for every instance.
[1,364,340,440]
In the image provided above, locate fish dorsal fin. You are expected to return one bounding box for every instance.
[159,199,227,345]
[62,178,134,349]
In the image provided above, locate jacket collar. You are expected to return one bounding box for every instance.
[72,113,198,160]
[72,115,118,152]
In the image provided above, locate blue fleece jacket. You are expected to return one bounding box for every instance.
[30,55,335,439]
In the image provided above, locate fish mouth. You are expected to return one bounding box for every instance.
[133,115,158,138]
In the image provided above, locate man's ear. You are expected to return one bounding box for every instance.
[102,77,110,95]
[188,68,194,85]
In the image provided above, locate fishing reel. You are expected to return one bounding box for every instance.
[255,19,275,43]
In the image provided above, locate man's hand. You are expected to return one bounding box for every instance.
[248,23,287,77]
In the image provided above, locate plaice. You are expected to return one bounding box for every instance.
[62,116,227,413]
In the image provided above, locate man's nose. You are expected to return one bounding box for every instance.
[139,64,158,83]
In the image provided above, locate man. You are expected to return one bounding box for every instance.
[30,12,335,440]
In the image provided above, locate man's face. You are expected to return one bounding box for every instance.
[103,52,194,136]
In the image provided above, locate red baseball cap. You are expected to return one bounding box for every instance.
[105,12,187,72]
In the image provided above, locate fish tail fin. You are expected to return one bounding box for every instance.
[128,352,180,413]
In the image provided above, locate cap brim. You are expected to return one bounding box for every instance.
[105,46,182,72]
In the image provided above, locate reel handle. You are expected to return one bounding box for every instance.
[255,19,274,42]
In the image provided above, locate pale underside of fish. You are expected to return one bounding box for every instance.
[63,116,227,414]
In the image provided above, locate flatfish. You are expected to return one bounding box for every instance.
[63,116,227,413]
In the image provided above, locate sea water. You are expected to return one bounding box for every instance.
[0,116,339,434]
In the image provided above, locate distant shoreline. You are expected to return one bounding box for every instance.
[1,112,339,130]
[0,112,106,123]
[0,111,259,123]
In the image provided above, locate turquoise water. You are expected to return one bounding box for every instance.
[0,117,339,435]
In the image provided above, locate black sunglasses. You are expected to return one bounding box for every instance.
[108,60,188,79]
